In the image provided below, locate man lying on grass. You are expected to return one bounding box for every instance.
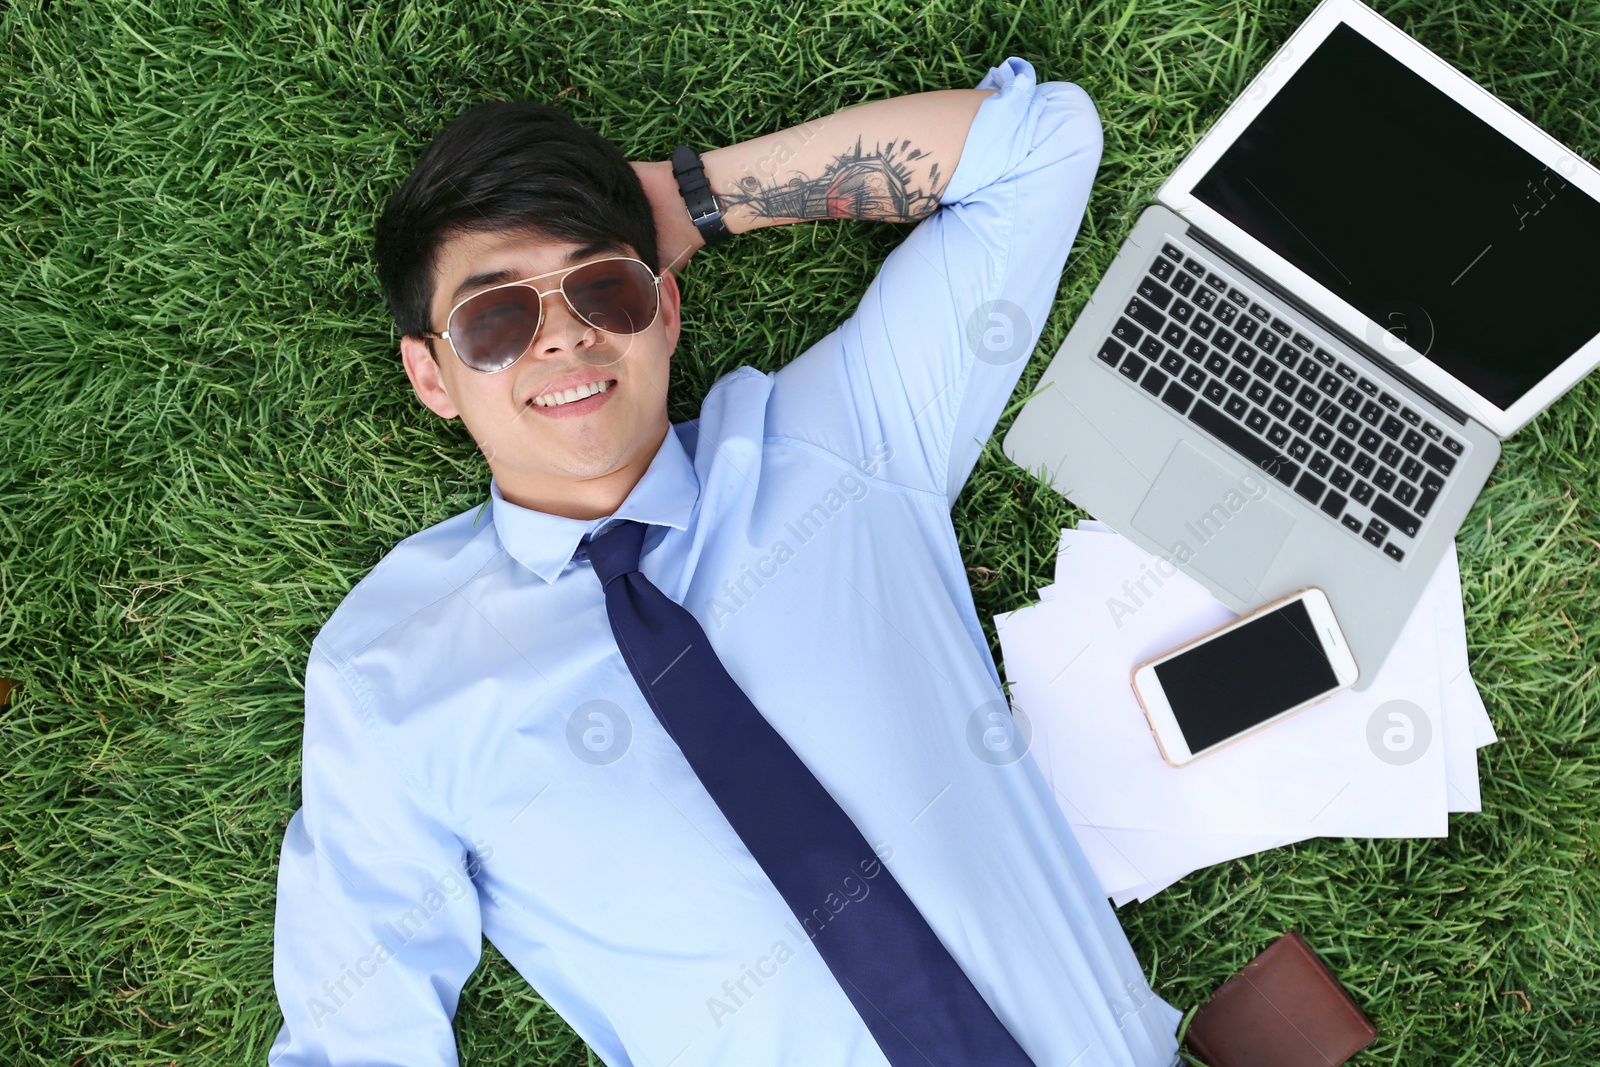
[269,57,1183,1067]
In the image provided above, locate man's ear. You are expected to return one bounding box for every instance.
[658,266,683,359]
[400,336,460,419]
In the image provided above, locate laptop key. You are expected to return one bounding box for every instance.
[1338,414,1361,439]
[1363,518,1389,547]
[1182,364,1206,389]
[1187,400,1300,486]
[1249,303,1271,322]
[1224,394,1250,419]
[1378,391,1400,411]
[1400,406,1421,425]
[1247,381,1273,405]
[1192,315,1216,339]
[1381,415,1405,440]
[1360,400,1384,425]
[1267,423,1291,447]
[1172,271,1197,296]
[1163,323,1188,348]
[1320,489,1347,518]
[1341,514,1363,534]
[1317,399,1340,424]
[1310,451,1333,476]
[1290,410,1314,433]
[1216,302,1239,325]
[1384,543,1406,562]
[1297,385,1320,409]
[1357,377,1379,396]
[1313,348,1336,367]
[1379,443,1403,467]
[1194,287,1218,311]
[1422,421,1443,440]
[1277,370,1299,393]
[1351,480,1375,505]
[1246,408,1270,433]
[1126,297,1165,333]
[1372,495,1421,537]
[1400,457,1424,481]
[1332,440,1355,462]
[1268,396,1293,420]
[1401,429,1425,454]
[1161,381,1194,415]
[1292,332,1314,352]
[1331,465,1353,489]
[1373,467,1397,491]
[1111,318,1143,346]
[1310,425,1334,448]
[1150,257,1175,281]
[1296,358,1319,382]
[1336,363,1358,382]
[1276,348,1300,369]
[1193,340,1217,364]
[1443,436,1464,456]
[1358,428,1382,452]
[1171,301,1196,325]
[1294,471,1326,505]
[1234,348,1254,370]
[1318,371,1341,396]
[1228,287,1249,306]
[1353,453,1375,477]
[1289,437,1312,462]
[1226,367,1252,390]
[1416,472,1443,517]
[1183,257,1206,277]
[1270,317,1294,337]
[1205,273,1228,292]
[1214,329,1237,353]
[1339,387,1362,411]
[1136,278,1173,308]
[1118,354,1146,381]
[1161,350,1185,374]
[1203,379,1228,403]
[1422,443,1457,475]
[1235,315,1259,340]
[1256,331,1280,355]
[1098,339,1125,366]
[1395,481,1418,507]
[1141,367,1168,396]
[1162,242,1185,261]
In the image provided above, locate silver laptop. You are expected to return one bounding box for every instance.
[1004,0,1600,689]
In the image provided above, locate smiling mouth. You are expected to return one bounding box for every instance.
[529,380,615,408]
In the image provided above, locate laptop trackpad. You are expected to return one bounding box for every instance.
[1130,442,1296,602]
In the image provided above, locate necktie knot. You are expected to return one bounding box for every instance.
[585,519,647,587]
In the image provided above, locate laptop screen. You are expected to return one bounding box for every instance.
[1191,22,1600,412]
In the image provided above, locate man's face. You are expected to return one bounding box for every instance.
[400,229,680,517]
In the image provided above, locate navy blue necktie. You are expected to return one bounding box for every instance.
[582,519,1035,1066]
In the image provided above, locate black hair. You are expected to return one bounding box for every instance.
[372,101,659,361]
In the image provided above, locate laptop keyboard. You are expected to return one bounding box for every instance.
[1096,240,1468,565]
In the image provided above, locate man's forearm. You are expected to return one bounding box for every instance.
[637,88,994,269]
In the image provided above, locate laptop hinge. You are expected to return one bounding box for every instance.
[1184,224,1471,426]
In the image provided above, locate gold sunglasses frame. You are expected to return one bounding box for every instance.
[420,255,664,374]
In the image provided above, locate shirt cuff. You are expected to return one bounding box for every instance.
[938,56,1039,206]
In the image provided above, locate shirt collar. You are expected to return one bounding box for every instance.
[490,424,699,583]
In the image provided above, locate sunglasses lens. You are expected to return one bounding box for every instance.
[453,286,542,372]
[563,259,659,336]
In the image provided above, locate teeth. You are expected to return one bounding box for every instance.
[533,380,611,407]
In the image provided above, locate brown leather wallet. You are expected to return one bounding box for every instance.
[1182,931,1376,1067]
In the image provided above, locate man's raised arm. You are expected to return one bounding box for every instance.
[634,88,995,268]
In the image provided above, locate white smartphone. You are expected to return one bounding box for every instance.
[1130,588,1359,766]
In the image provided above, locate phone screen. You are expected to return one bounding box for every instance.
[1153,599,1339,753]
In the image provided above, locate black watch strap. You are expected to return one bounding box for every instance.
[671,144,730,247]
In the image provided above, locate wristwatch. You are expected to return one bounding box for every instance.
[671,144,731,247]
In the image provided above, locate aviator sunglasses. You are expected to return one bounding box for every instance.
[420,255,663,373]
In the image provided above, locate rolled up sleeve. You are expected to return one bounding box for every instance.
[769,57,1104,502]
[268,645,484,1066]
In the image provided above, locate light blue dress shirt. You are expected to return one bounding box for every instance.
[270,58,1182,1067]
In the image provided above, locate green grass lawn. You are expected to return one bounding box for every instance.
[2,0,1597,1063]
